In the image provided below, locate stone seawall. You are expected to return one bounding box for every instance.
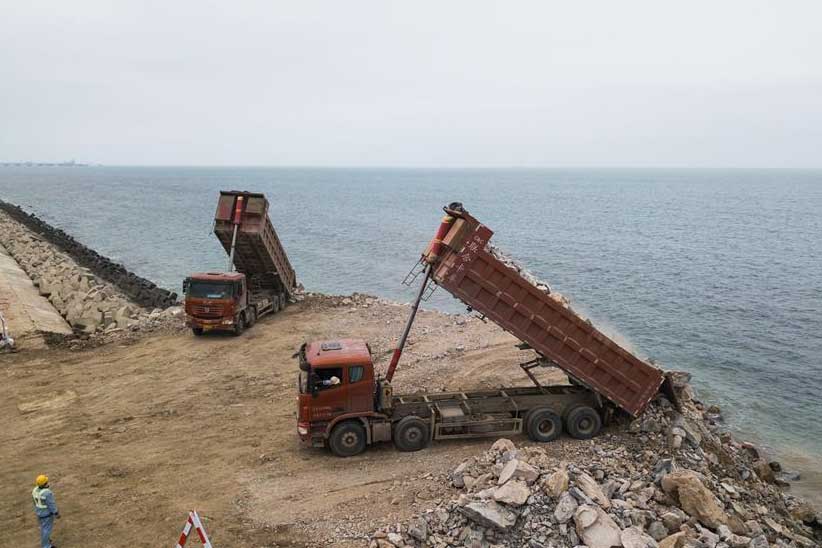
[0,208,182,338]
[0,199,177,309]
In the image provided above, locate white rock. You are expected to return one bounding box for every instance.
[554,491,578,524]
[490,438,515,453]
[492,480,530,506]
[575,471,611,509]
[574,504,623,548]
[498,459,539,485]
[621,526,659,548]
[543,468,570,497]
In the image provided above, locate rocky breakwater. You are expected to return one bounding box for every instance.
[0,210,182,339]
[0,199,176,309]
[370,376,820,548]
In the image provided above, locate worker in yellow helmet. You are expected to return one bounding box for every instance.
[32,475,60,548]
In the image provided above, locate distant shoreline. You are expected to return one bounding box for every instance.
[0,161,88,167]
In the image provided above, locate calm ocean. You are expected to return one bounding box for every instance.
[1,166,820,499]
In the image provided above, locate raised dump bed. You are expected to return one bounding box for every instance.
[422,203,665,416]
[213,191,296,297]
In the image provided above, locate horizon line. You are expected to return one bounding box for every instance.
[3,163,821,170]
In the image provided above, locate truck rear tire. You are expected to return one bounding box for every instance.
[394,416,430,452]
[525,408,562,442]
[329,421,366,457]
[565,405,602,439]
[192,327,204,337]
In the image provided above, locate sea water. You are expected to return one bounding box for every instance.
[1,166,820,502]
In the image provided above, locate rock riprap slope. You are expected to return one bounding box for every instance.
[0,200,176,308]
[0,210,181,337]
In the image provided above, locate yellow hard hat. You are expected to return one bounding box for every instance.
[35,475,48,487]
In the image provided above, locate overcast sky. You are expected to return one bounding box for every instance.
[1,1,820,167]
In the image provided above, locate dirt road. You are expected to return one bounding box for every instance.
[0,296,563,547]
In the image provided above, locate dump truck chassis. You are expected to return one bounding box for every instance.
[315,384,605,456]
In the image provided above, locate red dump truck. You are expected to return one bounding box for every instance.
[297,203,665,456]
[184,191,297,336]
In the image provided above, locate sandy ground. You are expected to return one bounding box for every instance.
[0,296,566,548]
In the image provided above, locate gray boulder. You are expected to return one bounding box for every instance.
[459,500,517,531]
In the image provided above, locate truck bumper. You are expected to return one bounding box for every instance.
[298,424,326,448]
[186,316,234,332]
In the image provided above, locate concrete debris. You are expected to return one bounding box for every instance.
[369,375,821,548]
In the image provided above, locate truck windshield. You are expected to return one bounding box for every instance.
[188,282,232,299]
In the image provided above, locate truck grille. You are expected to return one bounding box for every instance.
[191,304,225,318]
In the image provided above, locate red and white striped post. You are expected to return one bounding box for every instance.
[175,511,213,548]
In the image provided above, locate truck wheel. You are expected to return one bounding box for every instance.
[329,421,366,457]
[525,408,562,442]
[247,308,257,327]
[192,327,204,337]
[233,314,245,336]
[565,406,602,439]
[394,416,430,452]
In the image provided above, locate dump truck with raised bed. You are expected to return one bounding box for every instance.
[184,191,296,336]
[296,203,665,457]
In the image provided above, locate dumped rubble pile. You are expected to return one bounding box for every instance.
[300,292,385,311]
[0,211,184,339]
[487,245,570,308]
[370,376,820,548]
[0,201,177,308]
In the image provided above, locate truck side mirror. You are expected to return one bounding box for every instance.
[182,278,190,293]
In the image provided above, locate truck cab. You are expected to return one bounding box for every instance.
[297,339,387,455]
[183,272,249,336]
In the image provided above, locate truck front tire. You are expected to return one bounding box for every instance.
[525,408,562,442]
[394,416,430,452]
[192,327,204,337]
[329,421,367,457]
[233,314,245,336]
[565,406,602,439]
